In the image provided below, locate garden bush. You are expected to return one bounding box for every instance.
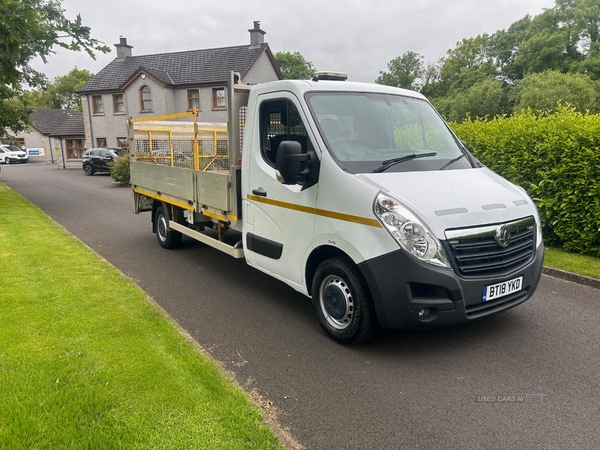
[109,154,130,184]
[450,105,600,257]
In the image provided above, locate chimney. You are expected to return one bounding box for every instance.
[114,37,133,60]
[248,21,266,47]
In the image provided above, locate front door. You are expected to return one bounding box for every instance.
[243,93,319,292]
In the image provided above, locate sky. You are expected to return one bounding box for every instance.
[32,0,557,84]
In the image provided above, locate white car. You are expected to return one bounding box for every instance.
[0,145,29,164]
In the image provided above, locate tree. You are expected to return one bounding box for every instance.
[375,51,424,91]
[0,0,108,138]
[490,15,533,82]
[439,35,498,93]
[512,70,599,113]
[274,51,315,80]
[23,67,94,110]
[433,78,507,122]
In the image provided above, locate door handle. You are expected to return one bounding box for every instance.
[252,187,267,197]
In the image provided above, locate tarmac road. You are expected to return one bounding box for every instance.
[2,162,600,450]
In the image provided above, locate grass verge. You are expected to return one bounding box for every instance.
[544,246,600,280]
[0,183,283,449]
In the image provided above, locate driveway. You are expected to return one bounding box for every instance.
[2,163,599,450]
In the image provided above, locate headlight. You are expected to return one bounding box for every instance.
[536,221,543,249]
[374,193,451,268]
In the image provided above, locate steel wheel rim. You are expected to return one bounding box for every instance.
[319,275,354,330]
[157,213,168,242]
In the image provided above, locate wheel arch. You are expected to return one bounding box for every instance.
[306,245,356,297]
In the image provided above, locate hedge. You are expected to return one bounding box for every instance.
[450,105,600,257]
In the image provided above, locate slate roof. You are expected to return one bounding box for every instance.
[77,43,277,93]
[31,109,84,136]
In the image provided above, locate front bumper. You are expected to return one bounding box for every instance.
[358,243,544,330]
[8,156,28,163]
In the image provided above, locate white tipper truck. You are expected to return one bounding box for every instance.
[130,71,544,344]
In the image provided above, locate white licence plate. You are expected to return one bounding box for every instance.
[482,276,523,302]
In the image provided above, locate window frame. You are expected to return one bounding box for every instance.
[113,94,125,114]
[140,85,153,112]
[96,137,107,148]
[92,95,104,115]
[66,138,86,159]
[116,137,128,149]
[187,89,200,111]
[212,87,226,110]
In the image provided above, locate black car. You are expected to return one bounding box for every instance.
[82,148,126,175]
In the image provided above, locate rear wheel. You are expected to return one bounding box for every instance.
[312,256,378,344]
[155,203,182,249]
[83,163,94,175]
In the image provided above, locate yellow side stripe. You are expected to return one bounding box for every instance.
[201,209,238,223]
[135,188,238,222]
[247,194,382,228]
[134,188,195,211]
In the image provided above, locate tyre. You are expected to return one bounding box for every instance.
[83,163,94,175]
[5,158,10,165]
[312,256,378,344]
[155,203,182,249]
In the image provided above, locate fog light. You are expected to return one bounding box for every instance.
[418,308,431,320]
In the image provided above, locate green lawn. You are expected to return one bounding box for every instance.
[544,246,600,280]
[0,183,283,449]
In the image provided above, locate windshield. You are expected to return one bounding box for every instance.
[7,145,22,152]
[306,92,472,173]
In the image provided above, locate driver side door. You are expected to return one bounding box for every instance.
[243,93,319,291]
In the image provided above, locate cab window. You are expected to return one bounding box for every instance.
[260,99,312,166]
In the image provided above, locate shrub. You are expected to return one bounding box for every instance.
[451,105,600,257]
[109,155,130,184]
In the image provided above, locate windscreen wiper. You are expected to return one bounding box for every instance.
[372,152,437,173]
[439,153,466,170]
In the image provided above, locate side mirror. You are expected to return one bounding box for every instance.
[275,140,320,190]
[275,141,310,185]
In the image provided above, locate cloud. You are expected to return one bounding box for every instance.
[32,0,555,83]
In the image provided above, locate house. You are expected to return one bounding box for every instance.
[76,21,282,152]
[13,108,85,167]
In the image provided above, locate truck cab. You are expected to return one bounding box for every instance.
[240,72,544,343]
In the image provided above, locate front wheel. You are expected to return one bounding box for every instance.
[5,158,10,165]
[312,256,378,344]
[154,203,182,249]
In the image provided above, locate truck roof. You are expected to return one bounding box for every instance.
[249,78,427,101]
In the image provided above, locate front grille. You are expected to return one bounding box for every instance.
[444,217,536,278]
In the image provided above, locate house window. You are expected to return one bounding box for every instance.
[212,88,226,109]
[117,137,128,149]
[140,86,152,112]
[92,95,104,114]
[113,94,125,114]
[187,89,200,110]
[97,138,107,147]
[66,139,86,159]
